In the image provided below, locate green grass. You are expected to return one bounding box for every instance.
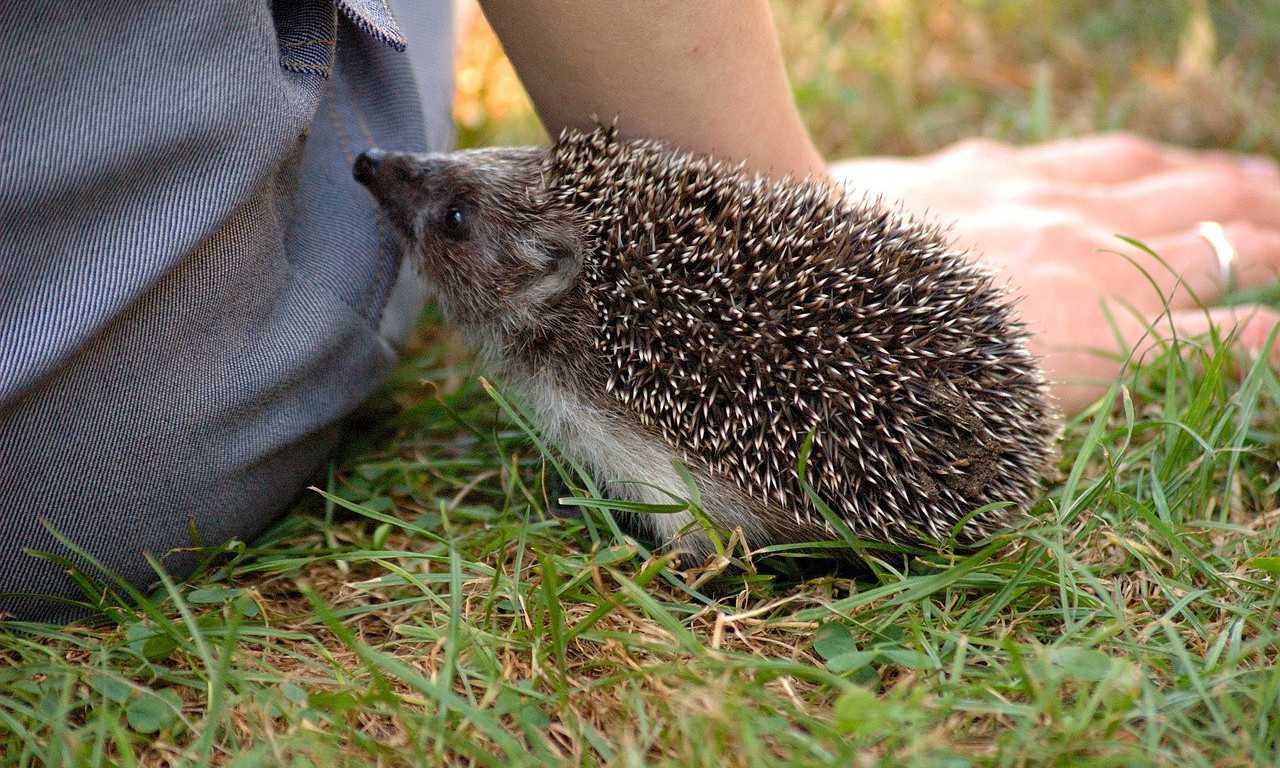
[4,2,1280,766]
[5,323,1280,766]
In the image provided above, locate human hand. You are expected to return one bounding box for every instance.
[832,135,1280,414]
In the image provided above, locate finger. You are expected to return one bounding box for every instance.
[1011,134,1207,184]
[1107,168,1280,236]
[1003,166,1280,238]
[1038,304,1280,415]
[1011,133,1280,186]
[1126,223,1280,308]
[1165,306,1280,362]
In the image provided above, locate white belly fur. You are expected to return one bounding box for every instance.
[513,370,766,556]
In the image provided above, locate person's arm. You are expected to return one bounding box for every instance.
[477,0,827,179]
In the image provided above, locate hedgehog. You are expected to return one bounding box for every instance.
[353,124,1058,561]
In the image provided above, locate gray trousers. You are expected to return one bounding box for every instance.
[0,0,454,622]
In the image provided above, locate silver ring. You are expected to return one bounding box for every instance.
[1198,220,1238,292]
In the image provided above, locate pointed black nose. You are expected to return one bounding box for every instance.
[353,148,387,186]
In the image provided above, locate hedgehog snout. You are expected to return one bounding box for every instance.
[353,149,431,237]
[353,148,424,196]
[353,148,387,186]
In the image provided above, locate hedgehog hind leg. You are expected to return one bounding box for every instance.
[524,380,762,559]
[601,458,768,565]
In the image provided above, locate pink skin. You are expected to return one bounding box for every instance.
[833,136,1280,413]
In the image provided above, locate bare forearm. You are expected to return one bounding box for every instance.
[478,0,827,179]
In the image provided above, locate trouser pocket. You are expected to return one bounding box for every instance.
[272,0,339,76]
[272,0,408,78]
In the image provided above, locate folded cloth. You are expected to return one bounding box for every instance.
[0,0,454,623]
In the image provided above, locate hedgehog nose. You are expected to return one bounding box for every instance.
[353,148,387,186]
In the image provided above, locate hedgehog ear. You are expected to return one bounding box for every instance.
[523,231,583,306]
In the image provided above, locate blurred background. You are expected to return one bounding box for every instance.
[450,0,1280,158]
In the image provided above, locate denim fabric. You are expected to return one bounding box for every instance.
[0,0,454,622]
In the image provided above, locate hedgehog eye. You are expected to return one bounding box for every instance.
[440,202,467,239]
